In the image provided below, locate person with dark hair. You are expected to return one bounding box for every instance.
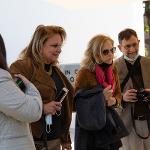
[10,25,74,150]
[0,34,7,70]
[0,34,42,150]
[115,28,150,150]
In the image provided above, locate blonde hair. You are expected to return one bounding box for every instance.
[19,25,66,66]
[81,34,114,71]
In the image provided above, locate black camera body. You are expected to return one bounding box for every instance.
[15,77,26,92]
[137,88,150,103]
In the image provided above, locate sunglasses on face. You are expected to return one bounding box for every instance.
[102,47,116,56]
[124,42,138,50]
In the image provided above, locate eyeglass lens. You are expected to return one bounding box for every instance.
[102,47,116,55]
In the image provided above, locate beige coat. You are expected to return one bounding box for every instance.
[114,56,150,132]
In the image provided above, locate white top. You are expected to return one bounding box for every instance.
[0,69,42,150]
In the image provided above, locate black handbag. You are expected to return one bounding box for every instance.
[93,106,129,147]
[101,107,128,143]
[74,85,106,130]
[74,85,129,145]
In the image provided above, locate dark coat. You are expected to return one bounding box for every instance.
[74,66,122,150]
[10,58,74,144]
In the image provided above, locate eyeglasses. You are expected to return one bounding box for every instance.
[102,47,116,56]
[123,43,138,50]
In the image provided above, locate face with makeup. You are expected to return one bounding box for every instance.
[41,34,63,64]
[100,40,116,64]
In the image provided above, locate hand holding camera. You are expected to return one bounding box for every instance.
[123,89,137,102]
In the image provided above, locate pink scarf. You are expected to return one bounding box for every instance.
[95,64,115,95]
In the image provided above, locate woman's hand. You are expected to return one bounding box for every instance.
[15,74,30,85]
[103,85,116,106]
[61,143,72,150]
[107,97,116,106]
[103,85,113,101]
[43,101,62,115]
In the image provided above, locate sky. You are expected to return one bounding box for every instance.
[0,0,144,65]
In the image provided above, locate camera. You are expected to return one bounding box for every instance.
[14,77,26,92]
[136,88,150,103]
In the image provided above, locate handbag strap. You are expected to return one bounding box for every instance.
[131,105,150,139]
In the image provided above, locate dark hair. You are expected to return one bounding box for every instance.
[0,34,8,70]
[118,28,138,44]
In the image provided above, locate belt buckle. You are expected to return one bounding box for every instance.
[137,115,144,120]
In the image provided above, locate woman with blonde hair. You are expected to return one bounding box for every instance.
[74,34,122,150]
[10,25,74,150]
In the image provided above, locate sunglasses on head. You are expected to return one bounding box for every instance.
[102,47,116,56]
[124,43,138,50]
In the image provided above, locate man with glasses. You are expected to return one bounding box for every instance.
[115,28,150,150]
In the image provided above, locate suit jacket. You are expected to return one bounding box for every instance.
[0,69,42,150]
[114,56,150,132]
[10,58,74,144]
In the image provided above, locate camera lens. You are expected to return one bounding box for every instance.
[137,88,150,103]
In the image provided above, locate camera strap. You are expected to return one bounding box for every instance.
[121,72,130,92]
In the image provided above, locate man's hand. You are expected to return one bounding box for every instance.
[145,89,150,92]
[123,89,137,102]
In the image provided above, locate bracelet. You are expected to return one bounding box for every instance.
[113,98,120,107]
